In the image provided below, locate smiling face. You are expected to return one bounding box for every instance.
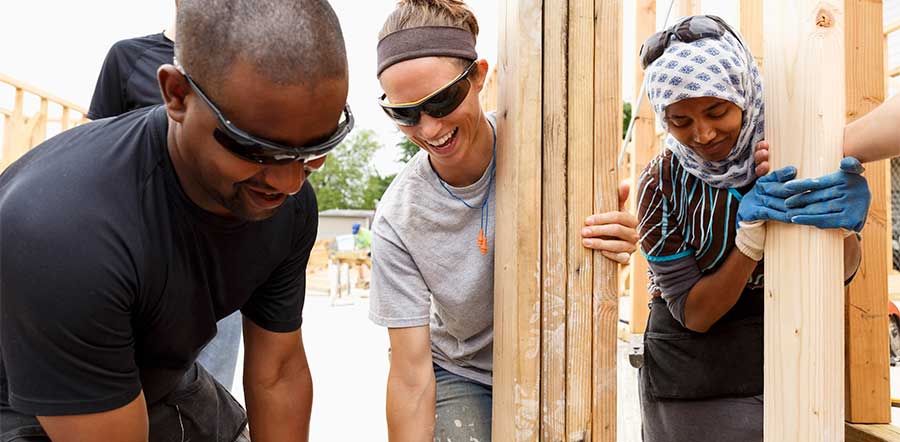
[379,57,489,183]
[664,96,744,162]
[162,59,347,221]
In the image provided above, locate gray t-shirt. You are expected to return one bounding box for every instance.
[369,115,496,386]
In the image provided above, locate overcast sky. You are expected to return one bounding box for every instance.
[0,0,739,175]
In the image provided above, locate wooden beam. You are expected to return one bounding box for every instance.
[763,1,846,440]
[740,0,764,71]
[0,72,87,115]
[679,0,700,17]
[540,0,567,437]
[845,0,890,424]
[566,0,594,437]
[493,0,543,439]
[630,0,656,335]
[592,1,623,440]
[846,423,900,442]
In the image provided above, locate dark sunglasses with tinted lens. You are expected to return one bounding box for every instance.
[378,60,477,127]
[182,71,354,166]
[639,15,741,70]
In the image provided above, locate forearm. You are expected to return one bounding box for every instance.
[682,248,758,333]
[386,367,435,442]
[245,360,313,442]
[844,233,862,281]
[844,94,900,163]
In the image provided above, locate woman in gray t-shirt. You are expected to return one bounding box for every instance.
[369,1,640,441]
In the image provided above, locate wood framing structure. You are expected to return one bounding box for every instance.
[740,0,764,70]
[763,1,846,439]
[845,0,891,425]
[0,73,89,171]
[494,0,622,439]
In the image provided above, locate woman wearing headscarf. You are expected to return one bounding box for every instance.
[635,15,866,441]
[368,1,640,441]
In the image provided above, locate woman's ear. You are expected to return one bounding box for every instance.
[157,64,190,123]
[471,58,490,93]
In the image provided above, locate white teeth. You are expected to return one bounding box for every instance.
[426,129,455,147]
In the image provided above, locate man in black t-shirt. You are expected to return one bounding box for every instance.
[0,1,351,441]
[87,0,245,395]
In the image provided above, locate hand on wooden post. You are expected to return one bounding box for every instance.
[581,180,639,264]
[783,157,871,233]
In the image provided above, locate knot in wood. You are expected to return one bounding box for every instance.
[816,9,834,28]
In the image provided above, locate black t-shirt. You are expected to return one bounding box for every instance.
[0,106,317,416]
[88,32,174,119]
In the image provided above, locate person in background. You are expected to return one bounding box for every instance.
[369,1,640,441]
[352,222,373,251]
[86,0,244,393]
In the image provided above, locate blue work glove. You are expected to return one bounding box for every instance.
[782,157,871,233]
[736,166,798,227]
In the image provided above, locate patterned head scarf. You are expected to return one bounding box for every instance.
[645,28,764,189]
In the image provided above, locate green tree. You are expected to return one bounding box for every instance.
[308,129,393,211]
[622,101,632,139]
[397,136,420,163]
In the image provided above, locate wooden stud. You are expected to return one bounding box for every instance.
[61,106,70,132]
[679,0,700,17]
[763,1,846,440]
[566,0,594,437]
[630,0,656,335]
[541,0,568,437]
[493,0,543,439]
[740,0,764,71]
[30,98,49,149]
[593,1,623,440]
[845,0,890,425]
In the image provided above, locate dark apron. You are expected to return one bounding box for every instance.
[641,295,763,401]
[0,364,246,442]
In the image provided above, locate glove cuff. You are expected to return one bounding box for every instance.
[735,221,766,262]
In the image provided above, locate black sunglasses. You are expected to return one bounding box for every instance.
[181,70,354,165]
[378,60,477,127]
[639,15,742,70]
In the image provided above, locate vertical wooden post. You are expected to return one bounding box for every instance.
[845,0,890,425]
[31,98,49,149]
[566,0,595,438]
[494,0,543,439]
[680,0,700,17]
[630,0,656,335]
[763,1,846,440]
[495,0,621,439]
[61,106,70,132]
[593,1,623,440]
[740,0,764,71]
[541,0,568,437]
[3,89,25,171]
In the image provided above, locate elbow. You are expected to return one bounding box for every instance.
[682,316,712,333]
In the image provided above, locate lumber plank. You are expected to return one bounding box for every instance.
[541,0,568,437]
[592,1,623,440]
[679,0,700,17]
[845,0,890,424]
[740,0,764,71]
[762,1,846,440]
[493,0,543,439]
[630,0,656,335]
[566,0,594,437]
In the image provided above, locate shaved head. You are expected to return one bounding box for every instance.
[175,0,348,95]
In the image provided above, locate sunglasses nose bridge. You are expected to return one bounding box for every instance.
[261,160,306,195]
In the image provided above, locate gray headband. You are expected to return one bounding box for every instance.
[377,26,477,76]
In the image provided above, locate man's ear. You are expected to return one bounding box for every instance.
[158,64,189,123]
